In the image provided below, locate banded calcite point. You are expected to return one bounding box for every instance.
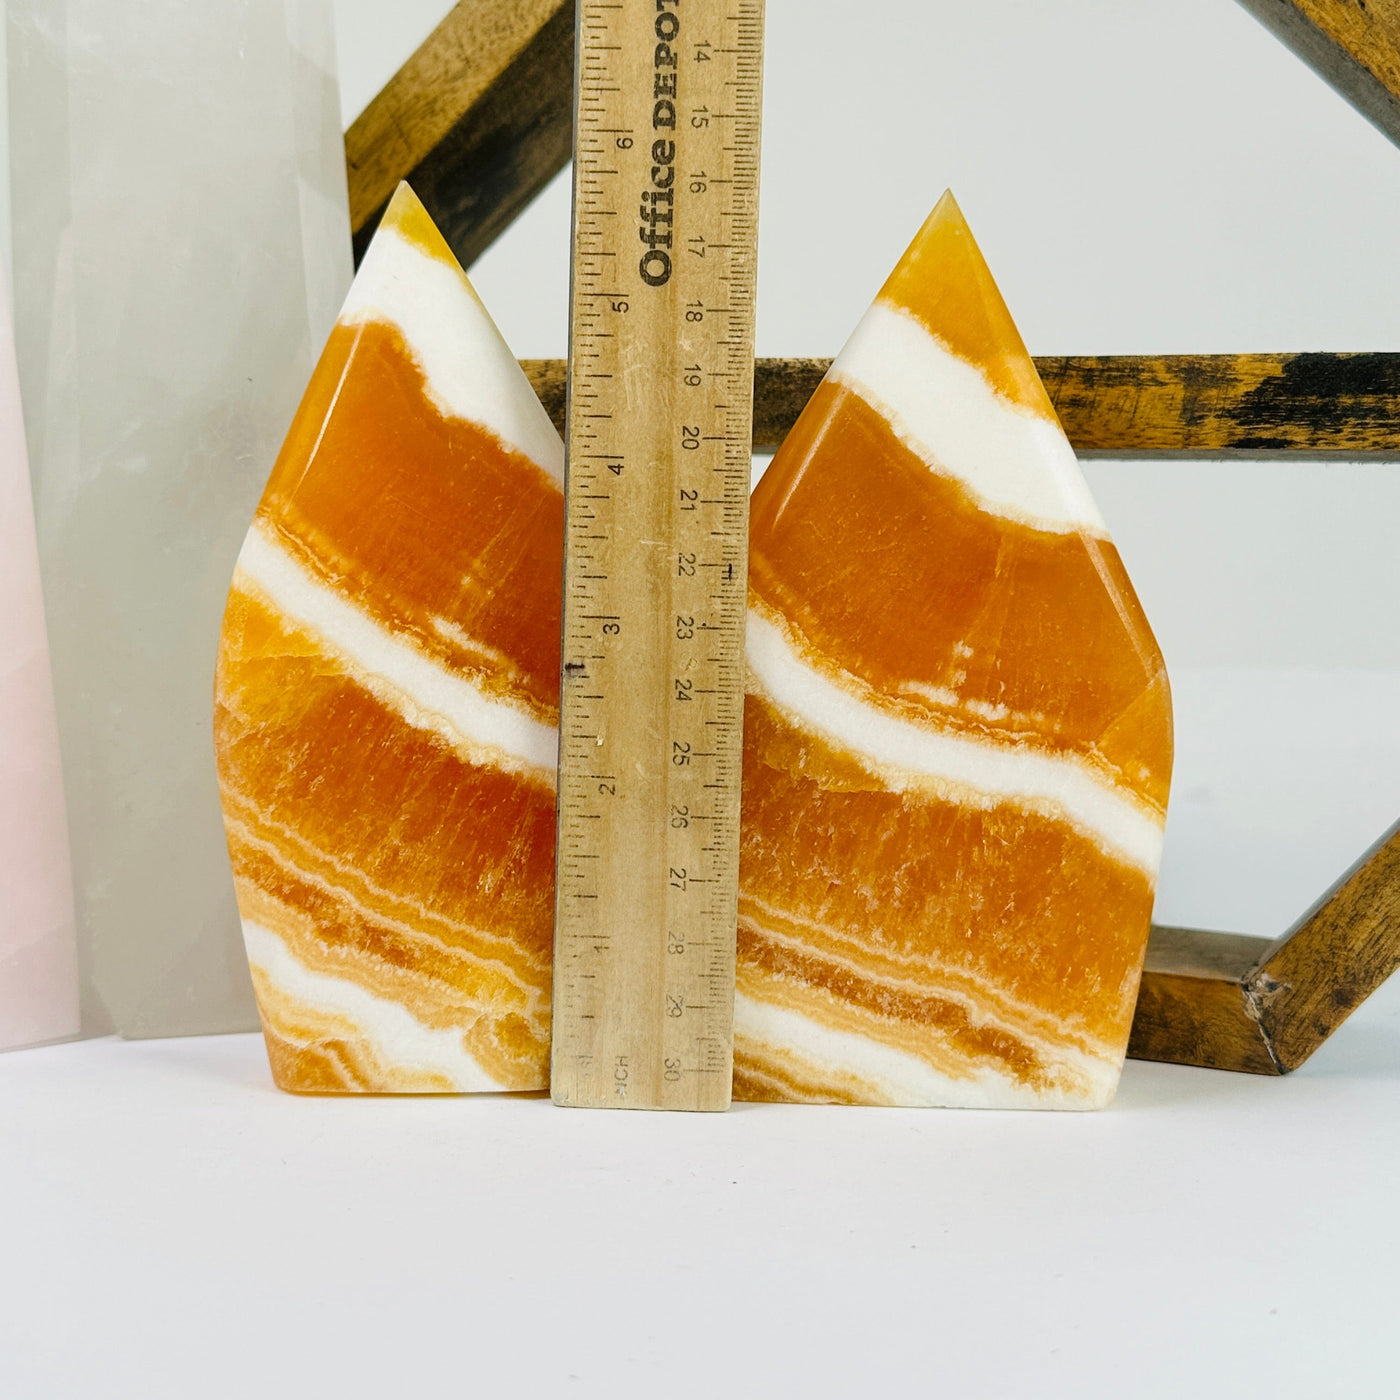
[214,184,562,1093]
[734,192,1173,1109]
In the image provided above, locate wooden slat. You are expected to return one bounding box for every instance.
[1237,0,1400,148]
[1038,352,1400,457]
[1129,823,1400,1074]
[1252,819,1400,1070]
[522,353,1400,456]
[1129,926,1280,1074]
[345,0,573,269]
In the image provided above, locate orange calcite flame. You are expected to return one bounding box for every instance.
[734,192,1172,1108]
[214,184,562,1092]
[216,185,1169,1107]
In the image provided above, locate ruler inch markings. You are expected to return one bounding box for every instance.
[551,0,764,1112]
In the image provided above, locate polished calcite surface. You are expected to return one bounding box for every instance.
[0,266,78,1052]
[215,186,561,1092]
[7,0,352,1037]
[733,193,1173,1108]
[217,185,1168,1102]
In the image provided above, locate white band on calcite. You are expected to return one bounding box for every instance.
[831,300,1107,536]
[341,225,565,485]
[735,990,1119,1110]
[236,523,558,780]
[746,608,1164,877]
[242,920,509,1092]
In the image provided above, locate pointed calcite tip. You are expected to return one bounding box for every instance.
[214,185,563,1093]
[879,190,1057,420]
[379,180,462,273]
[735,196,1173,1109]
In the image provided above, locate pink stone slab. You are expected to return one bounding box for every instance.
[0,265,79,1051]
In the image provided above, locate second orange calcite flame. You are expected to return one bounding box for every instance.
[734,193,1173,1107]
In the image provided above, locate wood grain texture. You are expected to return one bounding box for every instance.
[522,354,1400,456]
[1236,0,1400,148]
[1131,823,1400,1073]
[346,0,573,269]
[1253,819,1400,1070]
[1038,353,1400,457]
[1130,926,1280,1073]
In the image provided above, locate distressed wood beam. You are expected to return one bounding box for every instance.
[521,353,1400,456]
[345,0,573,269]
[1236,0,1400,149]
[1131,822,1400,1073]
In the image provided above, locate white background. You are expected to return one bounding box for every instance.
[3,3,1399,1397]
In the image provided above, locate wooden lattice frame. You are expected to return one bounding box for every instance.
[342,0,1400,1075]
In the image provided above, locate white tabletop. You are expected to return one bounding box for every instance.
[3,974,1397,1400]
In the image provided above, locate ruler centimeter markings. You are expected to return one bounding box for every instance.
[551,0,765,1110]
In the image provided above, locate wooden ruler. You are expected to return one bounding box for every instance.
[550,0,765,1110]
